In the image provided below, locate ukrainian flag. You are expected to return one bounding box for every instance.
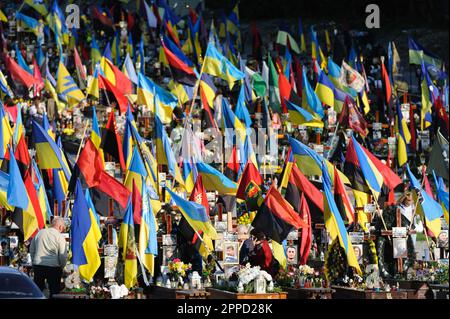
[15,12,39,37]
[0,70,13,97]
[395,101,411,167]
[288,135,350,185]
[71,180,101,282]
[124,147,147,192]
[166,187,217,240]
[322,161,361,275]
[123,116,134,172]
[298,18,306,54]
[420,61,439,130]
[238,133,259,176]
[199,73,217,108]
[409,37,442,69]
[286,99,323,128]
[32,121,71,179]
[203,42,244,88]
[154,110,184,187]
[196,161,238,196]
[6,145,28,210]
[137,72,178,123]
[56,61,85,107]
[302,67,324,118]
[25,0,48,16]
[31,159,52,224]
[14,42,33,75]
[0,171,14,212]
[119,199,138,289]
[86,63,100,99]
[333,87,348,113]
[0,104,13,159]
[183,158,198,194]
[235,85,252,128]
[90,106,102,150]
[406,165,443,237]
[315,67,335,108]
[168,80,194,105]
[311,26,326,69]
[139,184,158,276]
[123,53,138,85]
[221,97,246,146]
[91,37,101,70]
[327,57,342,89]
[433,171,449,225]
[351,135,384,201]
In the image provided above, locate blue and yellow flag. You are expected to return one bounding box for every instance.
[221,97,246,146]
[0,104,13,159]
[302,67,324,118]
[166,187,217,240]
[32,120,71,179]
[350,135,384,201]
[315,66,335,108]
[119,199,138,289]
[433,171,449,225]
[154,109,184,187]
[56,60,85,106]
[288,135,350,184]
[15,12,39,37]
[286,99,323,128]
[139,183,158,276]
[322,161,361,275]
[420,61,439,130]
[395,101,411,167]
[137,72,178,123]
[235,85,252,128]
[71,180,101,282]
[6,146,28,210]
[203,42,244,87]
[409,37,442,69]
[196,161,238,195]
[406,165,443,237]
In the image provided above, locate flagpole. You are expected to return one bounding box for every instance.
[192,228,224,273]
[326,121,340,160]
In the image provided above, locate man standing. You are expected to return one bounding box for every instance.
[30,217,68,297]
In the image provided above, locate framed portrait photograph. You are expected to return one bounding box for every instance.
[353,244,363,264]
[437,230,448,248]
[162,245,176,266]
[215,234,224,252]
[286,245,298,265]
[162,234,176,246]
[393,238,407,258]
[223,242,239,264]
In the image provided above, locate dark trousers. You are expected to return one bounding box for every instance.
[33,265,62,297]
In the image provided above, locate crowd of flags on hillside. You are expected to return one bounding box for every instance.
[0,0,448,287]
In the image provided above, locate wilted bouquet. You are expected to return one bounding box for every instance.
[168,258,192,279]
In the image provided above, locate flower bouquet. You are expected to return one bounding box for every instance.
[236,264,273,293]
[167,258,192,288]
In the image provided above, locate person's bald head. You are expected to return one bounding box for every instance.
[51,217,66,233]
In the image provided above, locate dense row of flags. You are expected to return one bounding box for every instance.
[0,0,448,286]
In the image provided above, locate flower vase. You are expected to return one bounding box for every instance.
[299,275,305,288]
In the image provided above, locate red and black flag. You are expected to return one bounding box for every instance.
[189,175,210,216]
[381,58,394,120]
[298,193,312,265]
[224,146,240,182]
[278,71,302,114]
[100,110,126,171]
[252,186,308,243]
[236,161,263,200]
[161,41,198,86]
[70,138,103,190]
[333,167,355,224]
[284,158,324,224]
